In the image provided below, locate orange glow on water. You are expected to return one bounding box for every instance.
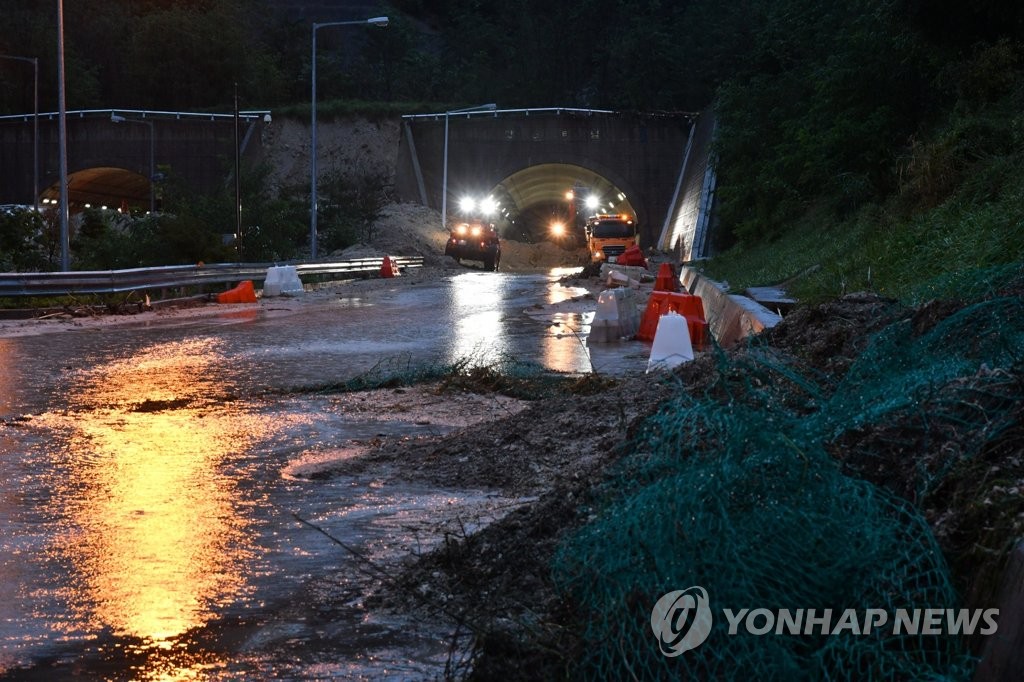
[37,338,273,677]
[0,339,16,416]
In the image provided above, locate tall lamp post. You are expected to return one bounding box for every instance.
[0,54,38,210]
[441,103,496,228]
[234,83,241,259]
[310,15,389,260]
[111,113,155,214]
[57,0,69,270]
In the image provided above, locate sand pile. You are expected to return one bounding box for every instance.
[335,201,589,270]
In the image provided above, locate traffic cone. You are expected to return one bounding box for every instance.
[654,262,679,292]
[216,280,257,304]
[237,280,257,302]
[216,288,239,304]
[380,255,399,278]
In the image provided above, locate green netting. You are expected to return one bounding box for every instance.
[820,296,1024,438]
[551,294,1024,681]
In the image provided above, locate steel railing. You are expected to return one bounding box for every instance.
[400,106,617,121]
[0,108,272,123]
[0,256,424,298]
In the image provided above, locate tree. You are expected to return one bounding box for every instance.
[0,207,47,271]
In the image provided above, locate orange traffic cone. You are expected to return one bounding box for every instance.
[216,280,257,304]
[380,255,400,278]
[236,280,257,302]
[654,262,679,292]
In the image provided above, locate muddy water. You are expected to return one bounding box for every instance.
[0,270,648,679]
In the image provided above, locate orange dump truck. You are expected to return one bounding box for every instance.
[585,214,638,263]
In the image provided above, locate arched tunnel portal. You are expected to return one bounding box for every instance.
[395,108,694,249]
[451,162,637,243]
[37,166,155,213]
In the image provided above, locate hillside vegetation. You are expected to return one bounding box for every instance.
[701,1,1024,303]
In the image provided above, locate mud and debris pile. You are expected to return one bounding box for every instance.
[333,201,589,271]
[353,274,1024,680]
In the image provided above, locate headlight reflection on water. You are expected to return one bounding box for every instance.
[448,273,509,365]
[35,338,275,679]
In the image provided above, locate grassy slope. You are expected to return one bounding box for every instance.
[703,177,1024,305]
[703,102,1024,306]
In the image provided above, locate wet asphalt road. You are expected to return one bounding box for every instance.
[0,269,650,679]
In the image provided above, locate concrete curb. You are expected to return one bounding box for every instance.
[681,266,783,347]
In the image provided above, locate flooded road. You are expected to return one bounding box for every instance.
[0,270,649,679]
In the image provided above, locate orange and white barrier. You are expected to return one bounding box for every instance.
[636,290,708,350]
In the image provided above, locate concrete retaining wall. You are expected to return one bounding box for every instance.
[681,266,783,347]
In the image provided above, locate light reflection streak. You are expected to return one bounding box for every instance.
[448,273,509,365]
[539,311,595,374]
[540,268,595,372]
[0,339,16,417]
[37,338,272,679]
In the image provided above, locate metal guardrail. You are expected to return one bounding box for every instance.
[0,256,424,298]
[400,106,617,121]
[0,108,272,123]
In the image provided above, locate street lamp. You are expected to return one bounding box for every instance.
[309,15,389,260]
[0,54,38,211]
[234,83,241,259]
[57,0,69,270]
[111,113,156,214]
[441,103,496,228]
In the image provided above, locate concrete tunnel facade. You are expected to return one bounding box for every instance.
[394,108,694,249]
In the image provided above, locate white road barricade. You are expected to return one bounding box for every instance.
[646,311,694,372]
[262,265,304,297]
[589,288,642,343]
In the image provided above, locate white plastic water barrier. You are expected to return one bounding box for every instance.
[589,288,643,343]
[646,311,694,372]
[263,265,304,297]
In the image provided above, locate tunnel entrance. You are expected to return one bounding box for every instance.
[454,163,637,245]
[39,167,153,214]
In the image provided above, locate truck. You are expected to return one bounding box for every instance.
[585,214,638,263]
[444,220,502,271]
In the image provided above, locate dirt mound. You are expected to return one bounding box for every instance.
[499,240,589,270]
[335,202,450,265]
[335,201,589,271]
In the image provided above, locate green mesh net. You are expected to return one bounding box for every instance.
[551,294,1024,680]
